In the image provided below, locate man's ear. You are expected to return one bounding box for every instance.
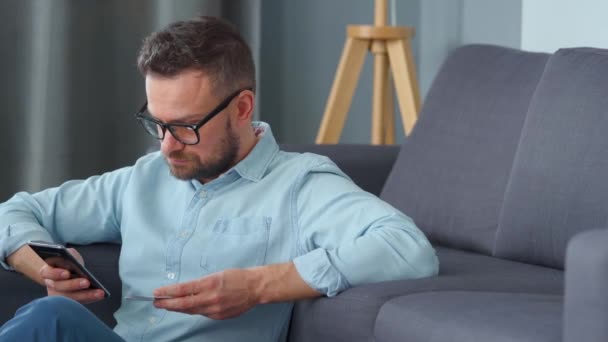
[235,90,255,122]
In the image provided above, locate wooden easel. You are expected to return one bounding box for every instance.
[316,0,420,145]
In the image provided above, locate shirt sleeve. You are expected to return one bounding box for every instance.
[0,166,132,268]
[291,161,439,297]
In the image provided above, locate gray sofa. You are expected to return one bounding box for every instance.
[2,44,608,342]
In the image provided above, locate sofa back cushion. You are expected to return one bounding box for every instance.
[494,48,608,269]
[381,44,549,255]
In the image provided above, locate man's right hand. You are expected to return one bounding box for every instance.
[38,249,105,304]
[8,244,104,304]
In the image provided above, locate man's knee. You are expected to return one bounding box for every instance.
[28,296,81,309]
[18,296,86,325]
[0,296,87,341]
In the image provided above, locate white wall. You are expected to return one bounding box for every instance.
[417,0,462,98]
[461,0,521,48]
[522,0,608,52]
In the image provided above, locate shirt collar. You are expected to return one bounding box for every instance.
[234,121,279,182]
[188,122,278,188]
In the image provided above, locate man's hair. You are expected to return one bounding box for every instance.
[137,16,255,95]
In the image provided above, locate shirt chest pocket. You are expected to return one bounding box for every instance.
[201,216,271,273]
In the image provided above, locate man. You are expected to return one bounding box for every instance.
[0,16,438,342]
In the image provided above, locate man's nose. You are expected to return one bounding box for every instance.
[160,131,184,154]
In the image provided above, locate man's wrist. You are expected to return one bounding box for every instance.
[246,261,321,305]
[6,244,47,285]
[246,264,276,305]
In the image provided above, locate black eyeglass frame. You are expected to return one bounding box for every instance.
[134,87,252,145]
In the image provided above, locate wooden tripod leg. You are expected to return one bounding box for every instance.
[384,72,395,144]
[387,39,418,136]
[316,38,368,144]
[372,51,390,145]
[404,38,421,113]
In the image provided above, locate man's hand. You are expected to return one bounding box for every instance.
[153,268,258,320]
[153,262,321,320]
[39,248,105,304]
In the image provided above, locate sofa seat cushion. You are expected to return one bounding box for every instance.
[288,246,562,342]
[374,291,562,342]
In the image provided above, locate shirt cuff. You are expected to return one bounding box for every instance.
[292,248,350,297]
[1,223,54,271]
[0,259,14,271]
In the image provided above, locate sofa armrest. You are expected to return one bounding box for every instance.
[564,229,608,342]
[280,144,400,196]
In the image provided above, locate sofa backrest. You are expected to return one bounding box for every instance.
[494,48,608,269]
[381,44,549,255]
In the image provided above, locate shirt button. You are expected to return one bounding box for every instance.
[148,317,157,324]
[180,230,189,238]
[167,272,176,280]
[199,191,207,199]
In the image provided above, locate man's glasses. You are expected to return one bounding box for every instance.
[134,88,251,145]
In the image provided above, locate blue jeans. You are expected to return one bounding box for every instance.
[0,297,124,342]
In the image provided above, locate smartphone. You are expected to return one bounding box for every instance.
[28,241,111,298]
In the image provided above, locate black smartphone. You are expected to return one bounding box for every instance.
[28,241,111,298]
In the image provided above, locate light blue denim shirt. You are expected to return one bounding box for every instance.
[0,122,438,342]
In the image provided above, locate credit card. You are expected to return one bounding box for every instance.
[125,295,173,301]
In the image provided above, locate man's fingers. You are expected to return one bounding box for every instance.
[154,291,224,313]
[46,278,90,292]
[153,296,238,320]
[39,264,70,280]
[154,282,195,297]
[68,289,105,303]
[38,251,103,306]
[154,293,201,311]
[154,277,216,297]
[49,289,105,304]
[153,270,254,320]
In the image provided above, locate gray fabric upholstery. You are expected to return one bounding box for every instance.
[288,246,562,342]
[374,292,562,342]
[381,45,549,255]
[494,48,608,268]
[281,144,399,196]
[76,243,122,326]
[564,229,608,342]
[0,270,46,321]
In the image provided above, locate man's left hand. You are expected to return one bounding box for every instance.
[153,268,259,320]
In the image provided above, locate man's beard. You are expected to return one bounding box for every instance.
[165,119,240,181]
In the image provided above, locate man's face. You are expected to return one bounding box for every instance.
[145,70,240,182]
